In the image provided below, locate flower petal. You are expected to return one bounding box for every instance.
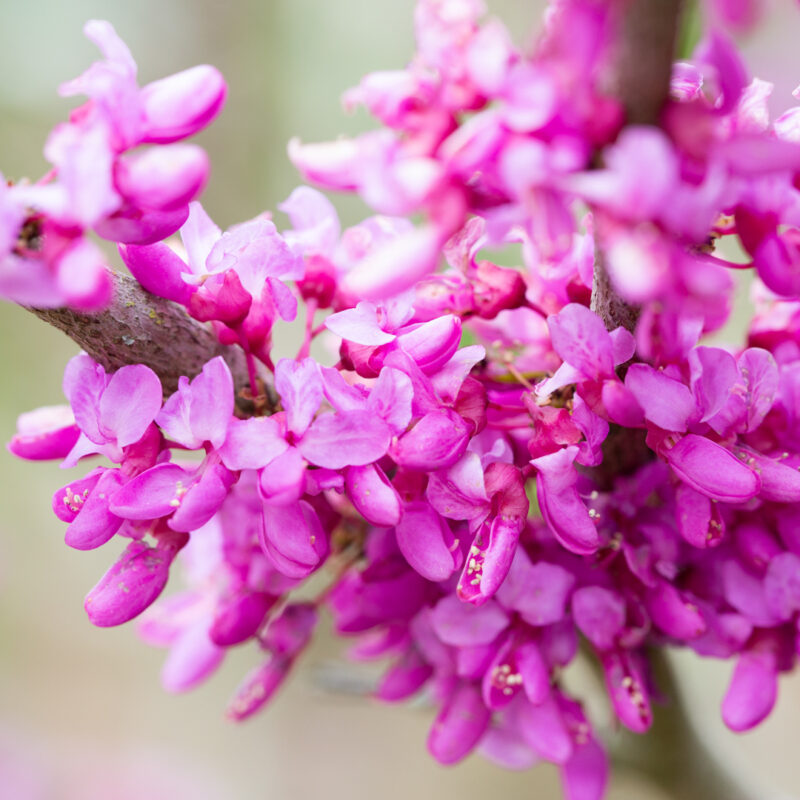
[395,501,460,582]
[299,411,392,469]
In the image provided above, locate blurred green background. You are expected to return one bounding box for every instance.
[1,1,800,798]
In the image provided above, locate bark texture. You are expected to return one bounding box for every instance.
[592,4,756,799]
[29,271,251,400]
[591,0,684,332]
[608,0,684,126]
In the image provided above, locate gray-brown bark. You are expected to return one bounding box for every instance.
[592,4,756,799]
[606,0,684,126]
[28,270,253,401]
[591,0,684,333]
[591,0,685,486]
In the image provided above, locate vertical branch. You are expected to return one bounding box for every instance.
[608,0,684,126]
[591,0,684,332]
[589,4,757,799]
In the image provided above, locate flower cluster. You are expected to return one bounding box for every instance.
[0,21,225,310]
[5,2,800,799]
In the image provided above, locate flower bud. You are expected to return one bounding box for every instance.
[427,682,491,765]
[346,463,402,527]
[64,467,125,550]
[390,409,470,471]
[141,66,227,144]
[209,590,276,647]
[722,649,777,732]
[377,649,432,702]
[413,274,473,321]
[161,621,224,693]
[297,253,337,308]
[396,315,462,374]
[395,501,461,583]
[84,536,185,627]
[600,650,652,733]
[454,376,487,434]
[115,144,209,212]
[263,602,318,654]
[119,242,194,304]
[473,260,526,319]
[95,203,190,245]
[188,270,252,325]
[8,406,79,461]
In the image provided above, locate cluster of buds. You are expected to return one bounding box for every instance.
[0,21,225,310]
[4,2,800,799]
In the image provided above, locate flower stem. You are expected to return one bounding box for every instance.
[591,0,684,333]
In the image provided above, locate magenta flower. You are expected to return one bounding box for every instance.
[11,4,800,799]
[61,353,163,464]
[156,356,234,450]
[84,528,188,627]
[1,20,227,314]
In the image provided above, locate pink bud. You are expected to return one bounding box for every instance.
[413,274,473,321]
[395,501,460,583]
[55,238,113,312]
[119,242,194,305]
[530,447,601,556]
[259,447,306,506]
[188,270,252,325]
[736,447,800,503]
[454,376,488,434]
[345,463,402,527]
[262,602,318,654]
[644,580,706,640]
[600,650,652,733]
[561,738,609,800]
[572,586,626,652]
[722,649,777,731]
[675,483,725,549]
[115,144,209,212]
[664,434,760,503]
[297,253,337,308]
[209,590,275,646]
[517,695,574,764]
[95,203,190,245]
[161,621,224,693]
[288,137,360,191]
[473,260,527,319]
[377,649,433,702]
[260,501,328,579]
[227,655,289,721]
[64,467,125,551]
[427,682,491,765]
[733,522,782,572]
[84,535,185,627]
[389,409,470,471]
[518,642,551,705]
[764,553,800,621]
[140,65,227,144]
[339,339,382,378]
[8,406,79,461]
[396,315,462,374]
